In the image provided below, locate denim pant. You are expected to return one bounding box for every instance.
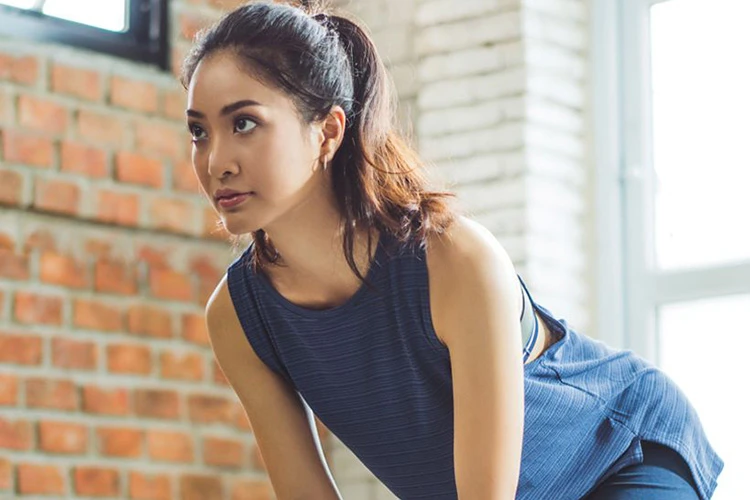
[585,441,701,499]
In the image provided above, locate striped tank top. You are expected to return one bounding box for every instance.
[226,231,723,499]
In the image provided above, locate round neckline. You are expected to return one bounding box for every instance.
[251,232,389,319]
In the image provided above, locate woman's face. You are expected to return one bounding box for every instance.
[186,50,325,235]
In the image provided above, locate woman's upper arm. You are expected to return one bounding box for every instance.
[205,275,341,500]
[427,218,525,499]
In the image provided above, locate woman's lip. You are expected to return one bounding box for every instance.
[217,192,252,209]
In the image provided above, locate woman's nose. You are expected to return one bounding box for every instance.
[207,142,240,178]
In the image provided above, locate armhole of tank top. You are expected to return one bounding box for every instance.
[415,252,451,354]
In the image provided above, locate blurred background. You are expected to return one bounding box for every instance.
[0,0,746,498]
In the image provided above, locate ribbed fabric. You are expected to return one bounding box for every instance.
[226,232,723,500]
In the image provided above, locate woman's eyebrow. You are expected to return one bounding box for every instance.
[186,99,265,119]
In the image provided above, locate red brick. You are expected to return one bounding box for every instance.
[129,472,172,500]
[147,431,194,463]
[17,463,64,495]
[135,120,185,161]
[136,244,170,268]
[74,299,123,332]
[38,420,87,453]
[150,267,193,301]
[0,331,42,365]
[161,351,205,381]
[203,437,244,468]
[107,344,152,375]
[134,389,180,420]
[235,403,252,432]
[173,160,201,193]
[0,87,9,123]
[40,251,89,289]
[83,386,130,416]
[0,249,29,279]
[52,337,98,370]
[51,64,103,101]
[61,141,108,178]
[26,378,79,411]
[180,475,222,500]
[77,110,126,146]
[95,259,138,295]
[0,169,23,206]
[0,374,18,405]
[0,457,10,490]
[96,189,140,226]
[14,292,63,325]
[73,466,120,497]
[111,76,158,113]
[0,53,39,85]
[97,427,143,458]
[24,229,56,253]
[0,418,32,450]
[230,479,273,500]
[34,177,81,216]
[179,13,212,42]
[187,394,235,425]
[127,305,172,338]
[213,359,229,386]
[84,238,112,258]
[149,197,197,234]
[2,130,54,167]
[182,313,210,346]
[17,94,68,134]
[115,151,164,188]
[163,89,187,121]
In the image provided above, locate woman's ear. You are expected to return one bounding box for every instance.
[320,105,346,160]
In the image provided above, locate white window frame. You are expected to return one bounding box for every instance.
[592,0,750,362]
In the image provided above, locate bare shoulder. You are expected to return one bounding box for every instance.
[425,216,521,346]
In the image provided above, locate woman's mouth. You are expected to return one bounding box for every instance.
[216,192,252,209]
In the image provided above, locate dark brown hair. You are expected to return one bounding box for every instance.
[181,0,456,281]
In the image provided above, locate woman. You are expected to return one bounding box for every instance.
[182,2,723,498]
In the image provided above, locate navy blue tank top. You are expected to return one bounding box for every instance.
[226,231,723,499]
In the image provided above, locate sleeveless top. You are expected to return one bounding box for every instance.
[226,231,723,500]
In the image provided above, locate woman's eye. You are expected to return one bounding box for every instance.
[189,125,207,141]
[234,117,257,134]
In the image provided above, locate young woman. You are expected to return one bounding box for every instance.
[182,2,723,498]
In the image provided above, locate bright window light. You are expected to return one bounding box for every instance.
[0,0,128,32]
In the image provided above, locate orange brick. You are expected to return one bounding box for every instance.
[83,386,130,416]
[182,313,210,346]
[40,251,89,289]
[203,437,244,468]
[150,267,193,301]
[180,475,222,500]
[179,13,212,42]
[97,427,143,458]
[38,420,87,453]
[0,457,10,490]
[77,110,126,146]
[250,443,266,472]
[74,298,123,332]
[2,130,54,167]
[0,331,42,365]
[0,53,39,85]
[149,197,196,234]
[24,229,56,253]
[230,479,273,500]
[17,94,68,134]
[96,189,140,226]
[17,463,64,495]
[189,254,222,283]
[0,418,32,450]
[0,374,18,405]
[51,64,102,101]
[14,292,63,325]
[234,403,252,432]
[161,351,205,381]
[129,472,171,500]
[60,141,108,178]
[147,431,194,463]
[163,89,186,121]
[84,238,112,257]
[95,259,138,295]
[134,389,180,420]
[0,249,29,279]
[127,305,173,338]
[187,394,235,425]
[135,120,185,161]
[0,169,24,206]
[107,344,152,375]
[111,76,158,113]
[34,177,81,216]
[173,160,201,193]
[136,244,170,267]
[73,466,120,497]
[213,360,229,386]
[26,378,79,411]
[115,151,164,188]
[0,87,9,123]
[52,337,98,370]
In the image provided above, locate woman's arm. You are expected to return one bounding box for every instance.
[427,217,525,499]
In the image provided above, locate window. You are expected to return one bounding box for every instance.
[0,0,168,69]
[594,0,749,498]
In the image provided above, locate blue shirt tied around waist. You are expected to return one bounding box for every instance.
[226,231,723,499]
